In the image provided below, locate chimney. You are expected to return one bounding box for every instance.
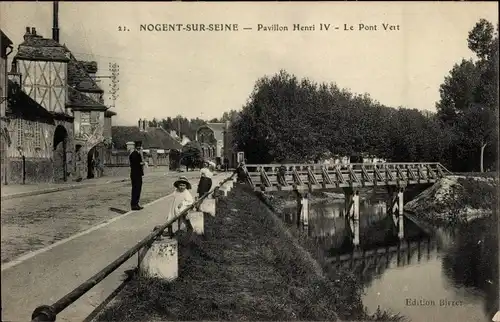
[142,119,147,131]
[31,27,36,35]
[138,118,142,131]
[23,27,31,41]
[52,1,60,42]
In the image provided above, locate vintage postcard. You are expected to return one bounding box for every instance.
[0,1,498,322]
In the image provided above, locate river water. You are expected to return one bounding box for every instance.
[280,192,498,322]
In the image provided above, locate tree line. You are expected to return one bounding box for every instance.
[147,110,240,142]
[229,19,498,172]
[147,116,205,141]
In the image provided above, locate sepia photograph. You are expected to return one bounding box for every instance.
[0,1,498,322]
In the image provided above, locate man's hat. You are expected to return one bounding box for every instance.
[134,140,142,147]
[174,176,191,190]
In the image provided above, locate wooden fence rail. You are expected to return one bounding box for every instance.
[243,162,451,192]
[31,172,236,322]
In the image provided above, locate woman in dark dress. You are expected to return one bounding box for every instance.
[196,169,213,211]
[197,169,213,198]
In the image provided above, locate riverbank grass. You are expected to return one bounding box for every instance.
[97,184,369,321]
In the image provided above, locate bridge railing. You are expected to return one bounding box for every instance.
[242,162,451,191]
[30,172,237,322]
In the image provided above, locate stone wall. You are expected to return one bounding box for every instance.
[8,157,53,184]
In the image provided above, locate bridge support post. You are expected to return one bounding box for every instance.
[294,190,306,229]
[387,186,405,240]
[138,236,178,280]
[344,188,360,247]
[301,193,309,227]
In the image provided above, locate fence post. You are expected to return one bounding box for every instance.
[138,235,179,280]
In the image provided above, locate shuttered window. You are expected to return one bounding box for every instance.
[34,122,41,148]
[17,119,23,147]
[81,112,91,135]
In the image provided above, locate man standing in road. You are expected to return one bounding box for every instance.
[129,141,145,210]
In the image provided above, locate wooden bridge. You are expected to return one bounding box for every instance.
[326,238,439,274]
[242,162,451,192]
[241,162,451,248]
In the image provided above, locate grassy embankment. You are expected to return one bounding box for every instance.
[404,173,497,227]
[95,184,404,321]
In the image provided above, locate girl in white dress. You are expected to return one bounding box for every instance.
[169,176,194,223]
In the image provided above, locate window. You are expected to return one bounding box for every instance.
[34,122,41,148]
[25,121,34,137]
[17,119,23,147]
[80,111,91,136]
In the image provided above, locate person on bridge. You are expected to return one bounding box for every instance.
[236,162,247,183]
[129,141,145,211]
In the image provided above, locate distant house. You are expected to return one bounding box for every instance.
[196,122,224,162]
[110,119,183,168]
[195,121,238,168]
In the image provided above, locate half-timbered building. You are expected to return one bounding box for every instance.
[1,29,14,185]
[3,26,117,183]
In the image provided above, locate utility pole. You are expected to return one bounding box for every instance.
[89,63,119,108]
[108,62,120,108]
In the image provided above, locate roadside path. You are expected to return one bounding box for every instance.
[1,167,180,200]
[1,172,201,263]
[0,172,230,322]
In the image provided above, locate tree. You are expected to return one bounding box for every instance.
[458,104,497,172]
[220,109,240,123]
[232,69,457,165]
[435,18,498,172]
[436,59,482,125]
[180,141,203,171]
[468,19,496,60]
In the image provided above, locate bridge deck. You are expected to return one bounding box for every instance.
[242,162,451,192]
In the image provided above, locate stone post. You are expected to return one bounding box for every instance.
[138,236,178,280]
[173,211,205,234]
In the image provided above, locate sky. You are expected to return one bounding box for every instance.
[1,2,498,126]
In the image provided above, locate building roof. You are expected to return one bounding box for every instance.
[14,27,103,93]
[197,122,226,142]
[105,110,117,117]
[13,27,110,112]
[15,34,69,62]
[112,126,183,151]
[67,87,107,110]
[65,49,103,93]
[6,80,74,124]
[1,29,13,58]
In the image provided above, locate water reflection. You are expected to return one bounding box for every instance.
[281,198,497,322]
